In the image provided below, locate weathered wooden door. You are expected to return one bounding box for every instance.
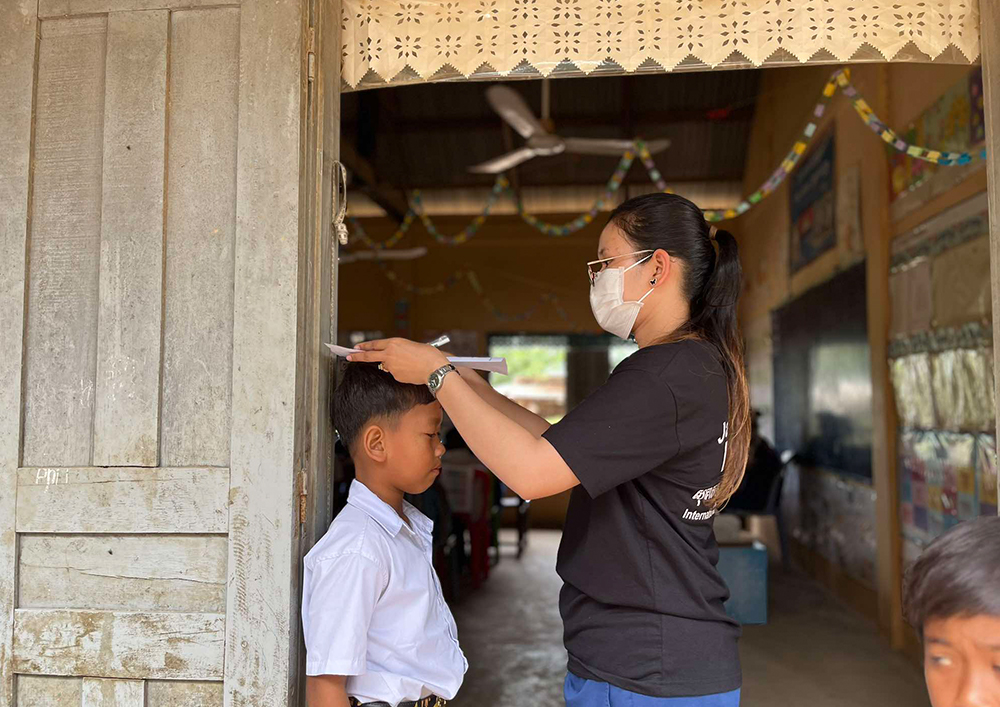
[0,0,339,703]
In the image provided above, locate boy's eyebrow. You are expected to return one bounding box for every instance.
[926,637,951,647]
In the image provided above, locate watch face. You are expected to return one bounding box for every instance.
[429,365,453,392]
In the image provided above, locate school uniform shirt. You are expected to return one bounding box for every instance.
[543,339,742,698]
[302,480,468,704]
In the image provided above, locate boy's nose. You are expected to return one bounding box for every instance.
[954,663,993,707]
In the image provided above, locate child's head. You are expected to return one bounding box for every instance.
[904,516,1000,707]
[334,362,445,495]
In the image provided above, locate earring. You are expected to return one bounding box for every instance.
[650,278,656,285]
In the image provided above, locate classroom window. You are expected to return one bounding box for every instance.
[488,335,569,424]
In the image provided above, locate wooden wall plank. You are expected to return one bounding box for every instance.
[226,0,303,703]
[16,467,229,534]
[93,10,168,468]
[15,675,82,706]
[985,0,1000,514]
[22,16,107,468]
[147,680,224,707]
[19,535,227,612]
[40,0,240,18]
[82,678,145,707]
[0,2,37,701]
[161,7,240,468]
[13,610,224,680]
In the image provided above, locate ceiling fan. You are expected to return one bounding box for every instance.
[468,80,671,174]
[339,247,427,264]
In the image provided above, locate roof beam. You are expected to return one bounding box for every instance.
[341,105,756,135]
[340,140,410,223]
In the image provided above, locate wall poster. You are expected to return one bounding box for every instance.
[790,131,836,274]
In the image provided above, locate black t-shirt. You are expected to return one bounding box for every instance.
[542,339,741,698]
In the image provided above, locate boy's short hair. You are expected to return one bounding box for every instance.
[333,362,435,456]
[903,516,1000,634]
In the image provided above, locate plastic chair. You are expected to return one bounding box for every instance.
[492,481,530,559]
[463,470,493,588]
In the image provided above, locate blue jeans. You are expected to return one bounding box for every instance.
[564,673,741,707]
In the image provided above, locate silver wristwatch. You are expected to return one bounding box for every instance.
[427,364,457,397]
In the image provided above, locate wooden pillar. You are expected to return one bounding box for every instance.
[566,344,610,411]
[225,0,305,703]
[986,0,1000,517]
[868,65,906,648]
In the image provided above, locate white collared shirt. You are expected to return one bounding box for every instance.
[302,480,467,705]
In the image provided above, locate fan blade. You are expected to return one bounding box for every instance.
[486,85,545,140]
[340,247,428,264]
[562,137,641,155]
[645,138,671,154]
[467,146,537,174]
[561,137,671,156]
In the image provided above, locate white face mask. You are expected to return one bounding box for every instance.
[588,251,655,340]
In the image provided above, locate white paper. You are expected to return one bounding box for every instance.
[449,357,508,375]
[326,344,361,356]
[324,344,508,375]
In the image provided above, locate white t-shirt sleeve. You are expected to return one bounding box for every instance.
[304,553,387,677]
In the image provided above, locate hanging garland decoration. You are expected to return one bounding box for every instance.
[379,261,468,297]
[690,68,988,222]
[352,209,417,250]
[466,270,539,324]
[842,72,987,166]
[349,68,987,240]
[411,175,511,245]
[513,149,636,236]
[362,254,578,327]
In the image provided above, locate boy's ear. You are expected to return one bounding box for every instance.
[361,423,388,463]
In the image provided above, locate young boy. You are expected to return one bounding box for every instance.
[904,515,1000,707]
[303,363,467,707]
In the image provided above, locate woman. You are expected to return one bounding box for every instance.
[349,193,750,706]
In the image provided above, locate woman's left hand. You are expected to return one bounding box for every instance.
[347,338,450,386]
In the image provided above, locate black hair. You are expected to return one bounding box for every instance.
[333,362,435,457]
[903,515,1000,635]
[608,193,750,508]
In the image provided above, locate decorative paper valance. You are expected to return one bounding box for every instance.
[341,0,980,91]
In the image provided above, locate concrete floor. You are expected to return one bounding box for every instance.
[451,530,929,707]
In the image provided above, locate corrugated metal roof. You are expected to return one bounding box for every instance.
[342,70,760,191]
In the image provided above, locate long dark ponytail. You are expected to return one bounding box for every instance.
[608,193,750,508]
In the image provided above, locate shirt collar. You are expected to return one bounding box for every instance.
[347,479,433,540]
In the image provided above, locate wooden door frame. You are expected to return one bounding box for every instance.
[292,0,341,700]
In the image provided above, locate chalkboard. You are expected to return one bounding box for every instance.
[772,262,873,478]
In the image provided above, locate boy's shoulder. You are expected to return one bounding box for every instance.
[304,504,391,572]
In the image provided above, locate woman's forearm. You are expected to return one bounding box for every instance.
[437,373,578,500]
[458,369,551,437]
